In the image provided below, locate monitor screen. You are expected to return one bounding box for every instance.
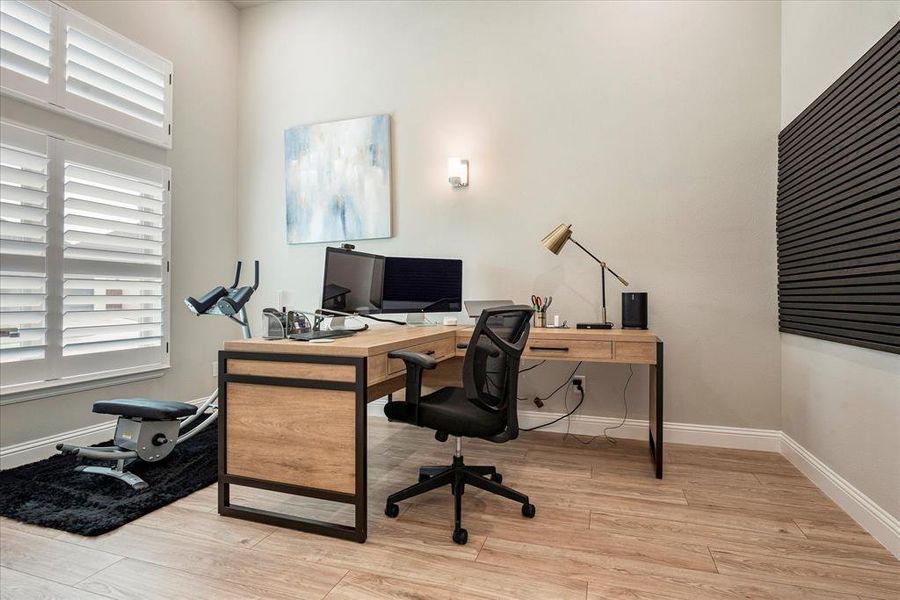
[321,247,385,315]
[382,256,463,313]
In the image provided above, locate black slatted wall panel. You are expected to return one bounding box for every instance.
[777,21,900,355]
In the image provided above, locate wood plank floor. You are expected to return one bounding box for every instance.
[1,418,897,599]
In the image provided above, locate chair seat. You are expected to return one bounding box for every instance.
[93,398,197,420]
[384,387,505,438]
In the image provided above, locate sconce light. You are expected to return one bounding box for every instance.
[448,157,468,188]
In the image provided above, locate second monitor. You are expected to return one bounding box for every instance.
[383,256,463,322]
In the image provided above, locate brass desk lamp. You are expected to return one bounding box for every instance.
[541,223,629,329]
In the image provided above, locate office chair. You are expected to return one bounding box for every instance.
[383,305,535,544]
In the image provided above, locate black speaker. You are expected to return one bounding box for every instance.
[621,292,648,329]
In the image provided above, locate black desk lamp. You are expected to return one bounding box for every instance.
[541,223,629,329]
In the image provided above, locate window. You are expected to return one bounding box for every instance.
[1,121,171,395]
[0,0,53,103]
[0,0,173,148]
[0,122,48,386]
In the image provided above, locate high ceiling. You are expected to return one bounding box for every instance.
[230,0,271,9]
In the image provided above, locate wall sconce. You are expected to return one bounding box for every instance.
[448,157,468,188]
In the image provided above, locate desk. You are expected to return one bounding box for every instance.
[218,326,663,542]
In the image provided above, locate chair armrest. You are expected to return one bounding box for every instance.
[385,351,438,424]
[387,350,438,370]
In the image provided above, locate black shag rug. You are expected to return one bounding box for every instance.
[0,422,217,536]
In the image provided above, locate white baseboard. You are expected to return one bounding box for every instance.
[0,396,210,470]
[663,421,782,452]
[0,420,117,470]
[369,399,781,451]
[780,433,900,559]
[368,398,389,417]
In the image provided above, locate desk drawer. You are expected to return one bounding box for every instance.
[387,337,456,375]
[227,359,356,382]
[524,339,613,360]
[614,341,656,363]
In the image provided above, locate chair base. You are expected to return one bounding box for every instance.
[384,454,535,544]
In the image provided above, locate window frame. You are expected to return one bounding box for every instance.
[0,119,171,403]
[0,0,174,149]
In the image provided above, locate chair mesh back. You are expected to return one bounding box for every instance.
[463,305,532,441]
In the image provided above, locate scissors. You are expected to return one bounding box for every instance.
[530,295,543,311]
[543,296,552,311]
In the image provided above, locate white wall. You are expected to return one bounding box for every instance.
[0,0,240,447]
[780,0,900,516]
[238,1,782,427]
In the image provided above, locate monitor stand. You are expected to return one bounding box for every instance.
[406,312,435,327]
[329,315,350,330]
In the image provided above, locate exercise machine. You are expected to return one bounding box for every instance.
[56,261,259,491]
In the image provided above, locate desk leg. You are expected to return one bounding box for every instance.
[355,370,368,540]
[217,352,368,542]
[649,341,664,479]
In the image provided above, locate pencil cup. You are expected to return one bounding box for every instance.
[534,311,544,328]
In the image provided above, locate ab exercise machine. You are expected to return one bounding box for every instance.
[56,261,259,491]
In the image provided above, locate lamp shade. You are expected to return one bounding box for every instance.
[541,223,573,255]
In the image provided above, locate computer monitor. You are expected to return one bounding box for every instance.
[382,256,463,317]
[321,247,385,316]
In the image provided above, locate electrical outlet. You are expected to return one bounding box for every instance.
[212,361,218,378]
[571,375,586,394]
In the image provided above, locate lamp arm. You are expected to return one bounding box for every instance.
[569,237,605,266]
[605,265,630,287]
[570,237,629,286]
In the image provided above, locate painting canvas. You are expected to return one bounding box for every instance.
[284,114,391,244]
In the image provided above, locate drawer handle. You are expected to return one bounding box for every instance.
[529,346,569,352]
[424,350,436,355]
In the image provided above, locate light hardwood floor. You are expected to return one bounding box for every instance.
[1,418,898,599]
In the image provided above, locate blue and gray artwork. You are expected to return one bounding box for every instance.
[284,114,391,243]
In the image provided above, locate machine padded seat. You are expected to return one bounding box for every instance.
[93,398,198,420]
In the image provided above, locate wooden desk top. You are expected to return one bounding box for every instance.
[224,326,462,357]
[502,328,659,342]
[224,326,659,358]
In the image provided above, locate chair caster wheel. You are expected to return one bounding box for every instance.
[522,503,536,518]
[490,473,503,484]
[452,528,468,545]
[385,503,399,518]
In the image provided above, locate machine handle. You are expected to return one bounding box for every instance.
[56,443,79,455]
[231,261,242,289]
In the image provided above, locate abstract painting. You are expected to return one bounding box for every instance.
[284,114,391,244]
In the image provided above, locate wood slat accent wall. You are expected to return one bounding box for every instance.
[776,21,900,355]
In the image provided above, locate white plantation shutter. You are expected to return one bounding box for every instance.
[0,0,53,103]
[0,122,49,385]
[0,121,170,395]
[0,1,173,149]
[61,10,172,147]
[61,140,169,376]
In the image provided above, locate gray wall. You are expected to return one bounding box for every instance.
[0,0,240,447]
[237,0,782,427]
[780,0,900,517]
